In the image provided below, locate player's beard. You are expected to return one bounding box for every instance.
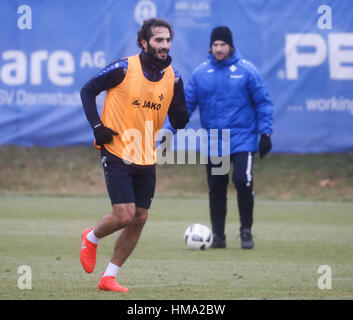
[146,42,169,62]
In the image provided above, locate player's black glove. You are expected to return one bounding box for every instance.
[258,134,272,159]
[93,123,118,146]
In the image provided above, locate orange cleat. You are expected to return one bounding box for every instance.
[98,272,129,292]
[80,228,98,273]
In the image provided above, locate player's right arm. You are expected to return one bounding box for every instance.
[80,59,128,145]
[80,59,128,128]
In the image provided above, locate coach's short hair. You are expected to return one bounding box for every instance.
[137,18,174,49]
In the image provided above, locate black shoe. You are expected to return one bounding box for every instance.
[210,234,226,248]
[240,228,254,249]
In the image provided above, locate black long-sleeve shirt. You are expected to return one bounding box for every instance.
[80,51,189,131]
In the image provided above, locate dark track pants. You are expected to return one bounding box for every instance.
[206,152,255,240]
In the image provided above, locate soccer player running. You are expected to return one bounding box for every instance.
[80,18,189,292]
[184,26,273,249]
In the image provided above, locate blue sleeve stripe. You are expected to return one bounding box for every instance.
[94,58,128,78]
[172,66,181,79]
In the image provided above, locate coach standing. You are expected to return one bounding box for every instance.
[184,26,274,249]
[79,18,189,292]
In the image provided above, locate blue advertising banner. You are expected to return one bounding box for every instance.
[0,0,352,152]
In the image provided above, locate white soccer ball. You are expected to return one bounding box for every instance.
[184,223,213,250]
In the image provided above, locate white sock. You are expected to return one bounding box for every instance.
[103,262,120,278]
[87,229,100,244]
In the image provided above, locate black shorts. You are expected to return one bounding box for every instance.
[101,147,156,209]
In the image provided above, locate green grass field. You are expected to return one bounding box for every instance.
[1,195,352,300]
[1,146,353,201]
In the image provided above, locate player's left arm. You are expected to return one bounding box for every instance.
[167,76,190,130]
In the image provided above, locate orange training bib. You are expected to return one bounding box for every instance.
[99,54,175,165]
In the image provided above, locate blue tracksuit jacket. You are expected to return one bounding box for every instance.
[185,50,273,156]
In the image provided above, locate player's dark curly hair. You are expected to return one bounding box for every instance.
[137,18,174,49]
